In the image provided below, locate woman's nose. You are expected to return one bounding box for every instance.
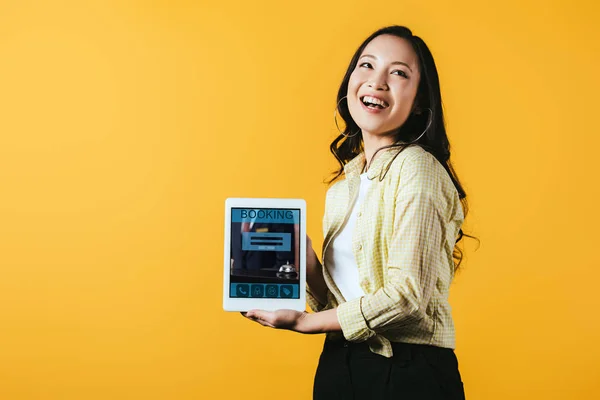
[368,77,388,90]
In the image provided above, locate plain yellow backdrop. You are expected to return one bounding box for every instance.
[1,0,599,399]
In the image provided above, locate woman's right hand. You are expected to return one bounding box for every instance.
[306,236,318,272]
[305,235,328,306]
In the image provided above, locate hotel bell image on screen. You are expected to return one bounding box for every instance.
[276,261,298,279]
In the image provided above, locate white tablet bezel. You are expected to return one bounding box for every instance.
[223,198,306,312]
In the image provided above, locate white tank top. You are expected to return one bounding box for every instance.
[324,172,372,301]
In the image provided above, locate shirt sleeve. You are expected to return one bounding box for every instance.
[336,151,446,342]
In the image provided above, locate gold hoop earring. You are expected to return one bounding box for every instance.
[334,96,360,138]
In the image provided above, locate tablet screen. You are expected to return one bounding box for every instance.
[229,207,301,299]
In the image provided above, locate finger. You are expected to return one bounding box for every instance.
[247,310,275,326]
[245,309,261,319]
[245,312,276,328]
[253,318,276,328]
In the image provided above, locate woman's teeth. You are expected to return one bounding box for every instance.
[361,96,389,109]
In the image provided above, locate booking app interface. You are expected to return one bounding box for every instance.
[229,208,300,299]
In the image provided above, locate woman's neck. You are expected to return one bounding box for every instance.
[362,131,395,171]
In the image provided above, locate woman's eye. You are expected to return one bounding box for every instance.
[392,70,408,78]
[359,62,373,69]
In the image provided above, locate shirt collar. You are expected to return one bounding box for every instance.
[343,147,400,180]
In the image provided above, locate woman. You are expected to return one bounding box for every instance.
[244,25,469,399]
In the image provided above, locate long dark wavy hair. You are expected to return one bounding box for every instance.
[329,25,477,271]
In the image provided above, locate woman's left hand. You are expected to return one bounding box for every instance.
[242,308,341,334]
[243,309,309,333]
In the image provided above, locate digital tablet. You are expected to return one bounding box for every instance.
[223,198,306,312]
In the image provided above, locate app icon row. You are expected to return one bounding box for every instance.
[235,284,294,298]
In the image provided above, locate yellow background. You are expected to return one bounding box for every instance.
[1,0,598,398]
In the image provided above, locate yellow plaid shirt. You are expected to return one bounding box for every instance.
[307,145,464,358]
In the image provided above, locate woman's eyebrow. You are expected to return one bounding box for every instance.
[360,54,413,72]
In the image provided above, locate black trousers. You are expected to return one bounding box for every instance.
[313,339,465,400]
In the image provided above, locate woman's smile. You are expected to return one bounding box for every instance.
[359,95,390,114]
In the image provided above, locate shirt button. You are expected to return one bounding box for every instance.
[357,244,362,251]
[357,211,362,217]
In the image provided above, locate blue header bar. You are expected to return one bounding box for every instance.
[232,208,299,224]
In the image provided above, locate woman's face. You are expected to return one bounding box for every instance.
[347,34,421,138]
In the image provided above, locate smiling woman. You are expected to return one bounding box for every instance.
[244,25,471,400]
[347,35,421,144]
